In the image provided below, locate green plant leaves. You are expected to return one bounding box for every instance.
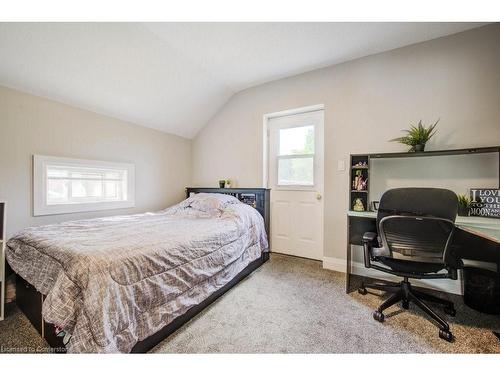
[457,193,471,208]
[390,119,439,149]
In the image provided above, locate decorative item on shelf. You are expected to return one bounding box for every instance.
[357,176,367,191]
[352,170,367,191]
[469,188,500,218]
[353,161,368,168]
[390,119,439,152]
[225,179,232,188]
[371,201,380,212]
[353,198,365,212]
[218,180,226,188]
[352,170,359,189]
[457,194,471,216]
[240,193,257,208]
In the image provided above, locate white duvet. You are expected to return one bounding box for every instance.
[6,195,268,353]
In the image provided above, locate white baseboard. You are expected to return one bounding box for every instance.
[323,256,463,295]
[322,256,346,273]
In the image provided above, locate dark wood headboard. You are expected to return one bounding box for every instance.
[185,187,270,235]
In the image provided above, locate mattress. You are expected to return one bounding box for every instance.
[6,199,268,353]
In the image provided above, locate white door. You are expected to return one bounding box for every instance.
[267,109,324,260]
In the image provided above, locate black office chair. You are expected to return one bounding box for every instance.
[358,187,460,342]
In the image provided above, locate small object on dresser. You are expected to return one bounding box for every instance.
[371,201,379,211]
[353,198,365,212]
[225,179,232,188]
[218,180,226,188]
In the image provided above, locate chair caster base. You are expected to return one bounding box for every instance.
[373,311,385,323]
[358,287,367,295]
[439,329,454,342]
[402,300,409,309]
[444,306,456,317]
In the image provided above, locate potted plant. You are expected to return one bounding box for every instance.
[225,179,232,188]
[218,179,226,188]
[457,194,470,216]
[390,120,439,152]
[457,194,471,216]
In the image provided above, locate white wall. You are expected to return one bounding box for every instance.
[0,86,192,237]
[192,24,500,264]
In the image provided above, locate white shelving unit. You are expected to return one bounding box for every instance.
[0,201,5,321]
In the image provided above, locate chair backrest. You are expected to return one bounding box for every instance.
[377,188,458,263]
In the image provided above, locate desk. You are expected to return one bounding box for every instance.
[345,210,500,293]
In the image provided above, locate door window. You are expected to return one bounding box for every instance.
[277,125,315,186]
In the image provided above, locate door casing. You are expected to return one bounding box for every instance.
[263,104,325,260]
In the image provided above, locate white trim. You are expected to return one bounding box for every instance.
[322,256,346,273]
[262,118,269,188]
[268,111,323,191]
[33,155,135,216]
[322,256,347,271]
[265,104,325,120]
[322,256,463,295]
[265,107,325,260]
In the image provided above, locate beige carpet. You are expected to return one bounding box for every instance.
[1,253,499,353]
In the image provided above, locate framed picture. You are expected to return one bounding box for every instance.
[469,188,500,218]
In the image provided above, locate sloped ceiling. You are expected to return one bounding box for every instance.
[0,23,486,138]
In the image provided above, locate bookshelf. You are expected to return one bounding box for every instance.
[349,155,370,212]
[349,146,500,213]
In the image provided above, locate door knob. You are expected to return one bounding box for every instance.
[316,193,322,200]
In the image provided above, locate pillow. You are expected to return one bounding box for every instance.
[186,193,240,212]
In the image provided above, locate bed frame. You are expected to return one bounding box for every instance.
[186,187,270,235]
[15,187,271,353]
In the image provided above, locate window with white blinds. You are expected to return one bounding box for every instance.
[33,155,135,216]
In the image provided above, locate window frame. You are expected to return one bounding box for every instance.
[276,154,315,187]
[33,155,135,216]
[273,121,317,190]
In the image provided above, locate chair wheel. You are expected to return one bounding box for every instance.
[444,306,456,317]
[373,311,385,323]
[439,329,454,342]
[402,300,409,309]
[358,287,367,295]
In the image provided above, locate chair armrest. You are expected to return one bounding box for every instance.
[362,232,378,269]
[363,232,378,245]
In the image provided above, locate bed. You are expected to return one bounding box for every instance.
[6,187,270,353]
